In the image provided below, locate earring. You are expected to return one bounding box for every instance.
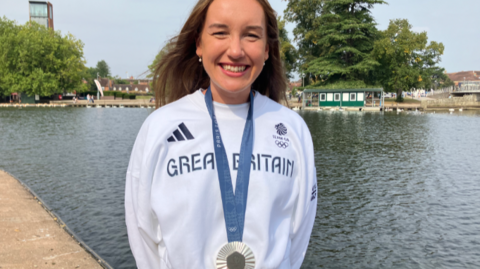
[199,57,202,63]
[264,62,265,66]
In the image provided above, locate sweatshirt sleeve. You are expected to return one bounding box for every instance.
[290,124,317,268]
[125,121,166,268]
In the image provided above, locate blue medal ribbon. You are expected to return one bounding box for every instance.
[204,86,254,242]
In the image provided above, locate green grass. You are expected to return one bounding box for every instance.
[385,98,421,104]
[136,95,154,100]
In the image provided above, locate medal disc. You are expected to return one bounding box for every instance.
[216,242,255,269]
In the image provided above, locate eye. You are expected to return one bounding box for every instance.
[246,33,260,40]
[213,32,227,37]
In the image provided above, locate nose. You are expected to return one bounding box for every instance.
[227,35,244,59]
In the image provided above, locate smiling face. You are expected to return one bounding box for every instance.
[196,0,269,104]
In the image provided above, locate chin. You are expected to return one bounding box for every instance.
[216,82,251,94]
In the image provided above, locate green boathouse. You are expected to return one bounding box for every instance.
[301,88,384,110]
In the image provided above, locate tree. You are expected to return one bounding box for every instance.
[284,0,325,84]
[304,0,386,86]
[148,41,174,79]
[112,76,129,85]
[0,17,87,96]
[82,60,111,91]
[0,17,16,97]
[277,16,298,80]
[372,19,447,101]
[83,67,99,91]
[96,60,110,77]
[291,87,297,98]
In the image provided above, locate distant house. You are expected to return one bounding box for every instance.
[98,78,113,91]
[111,83,150,93]
[447,71,480,86]
[96,76,152,92]
[124,78,152,86]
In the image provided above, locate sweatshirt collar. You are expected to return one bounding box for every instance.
[188,89,266,119]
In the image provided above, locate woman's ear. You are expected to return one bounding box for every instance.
[264,44,269,61]
[196,36,202,58]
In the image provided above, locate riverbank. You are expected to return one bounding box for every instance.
[0,99,156,108]
[0,170,109,268]
[421,94,480,110]
[289,100,421,111]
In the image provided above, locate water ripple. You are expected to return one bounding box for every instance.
[1,108,480,268]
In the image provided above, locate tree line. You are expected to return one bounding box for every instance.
[279,0,452,101]
[2,1,452,102]
[0,17,122,98]
[0,17,88,97]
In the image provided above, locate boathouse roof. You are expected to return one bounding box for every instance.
[303,88,383,93]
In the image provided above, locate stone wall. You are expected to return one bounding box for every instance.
[422,94,480,108]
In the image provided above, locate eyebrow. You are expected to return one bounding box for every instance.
[245,26,264,32]
[208,23,264,32]
[208,23,228,29]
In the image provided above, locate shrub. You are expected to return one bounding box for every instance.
[103,91,115,96]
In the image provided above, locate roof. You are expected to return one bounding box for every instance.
[447,71,480,82]
[98,78,110,87]
[303,88,383,93]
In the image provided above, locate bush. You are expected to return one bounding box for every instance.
[100,91,137,99]
[103,91,115,96]
[81,90,97,96]
[114,93,136,99]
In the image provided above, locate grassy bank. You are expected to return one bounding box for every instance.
[384,98,421,104]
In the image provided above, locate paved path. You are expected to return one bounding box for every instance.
[0,170,105,269]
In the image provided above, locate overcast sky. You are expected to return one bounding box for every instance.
[1,0,479,80]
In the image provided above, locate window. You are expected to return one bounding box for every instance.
[30,3,48,17]
[31,17,48,28]
[327,93,333,101]
[50,6,53,19]
[334,93,340,101]
[350,93,356,101]
[320,93,326,101]
[357,92,364,101]
[343,93,349,101]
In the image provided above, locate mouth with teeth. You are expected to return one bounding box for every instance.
[220,64,249,73]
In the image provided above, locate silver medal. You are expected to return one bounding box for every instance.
[216,241,255,269]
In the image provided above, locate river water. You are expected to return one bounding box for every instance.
[1,107,479,269]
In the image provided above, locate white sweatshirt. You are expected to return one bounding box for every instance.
[125,90,317,269]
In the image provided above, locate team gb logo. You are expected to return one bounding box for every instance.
[273,123,289,149]
[275,123,287,136]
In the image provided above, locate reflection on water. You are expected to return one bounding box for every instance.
[0,107,151,268]
[301,110,480,269]
[1,108,480,268]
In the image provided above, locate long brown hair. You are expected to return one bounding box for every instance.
[153,0,287,108]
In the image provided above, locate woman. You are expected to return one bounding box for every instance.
[125,0,317,268]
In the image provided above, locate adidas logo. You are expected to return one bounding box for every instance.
[167,123,195,142]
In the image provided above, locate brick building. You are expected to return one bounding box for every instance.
[447,71,480,86]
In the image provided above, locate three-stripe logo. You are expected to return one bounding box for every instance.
[167,123,195,142]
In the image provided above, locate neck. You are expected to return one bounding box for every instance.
[206,83,251,104]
